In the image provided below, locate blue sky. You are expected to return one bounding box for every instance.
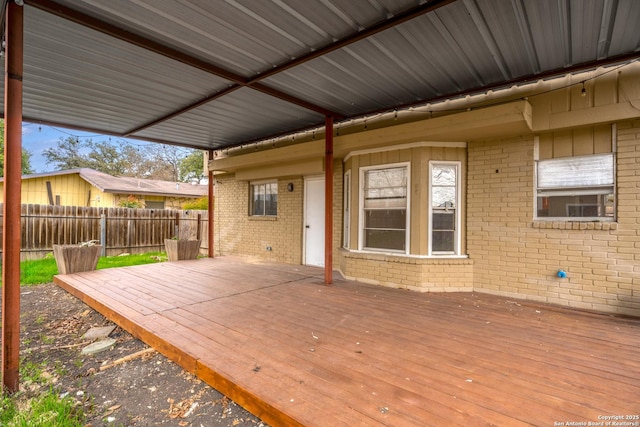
[21,121,174,174]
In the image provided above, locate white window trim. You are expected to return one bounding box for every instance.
[343,170,351,249]
[358,162,411,255]
[533,130,617,222]
[428,161,461,256]
[250,179,278,217]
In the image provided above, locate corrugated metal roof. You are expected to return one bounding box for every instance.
[133,88,323,150]
[2,0,639,150]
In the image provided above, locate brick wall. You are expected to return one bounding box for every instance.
[214,176,303,264]
[214,121,639,315]
[338,250,473,292]
[467,121,640,316]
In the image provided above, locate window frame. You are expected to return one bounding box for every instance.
[343,170,351,248]
[249,180,278,217]
[145,200,165,210]
[534,153,615,221]
[358,162,411,254]
[428,161,461,256]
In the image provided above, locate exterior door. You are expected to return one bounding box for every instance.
[304,176,325,267]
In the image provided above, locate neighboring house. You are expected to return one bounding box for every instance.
[0,168,208,209]
[210,62,640,317]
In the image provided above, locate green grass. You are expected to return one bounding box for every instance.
[1,250,168,424]
[12,251,166,286]
[0,362,84,427]
[18,257,59,285]
[5,390,84,427]
[96,251,165,270]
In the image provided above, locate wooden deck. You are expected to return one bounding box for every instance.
[54,256,640,426]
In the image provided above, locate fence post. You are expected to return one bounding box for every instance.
[100,214,106,256]
[174,212,180,239]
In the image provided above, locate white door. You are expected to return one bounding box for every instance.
[304,177,325,267]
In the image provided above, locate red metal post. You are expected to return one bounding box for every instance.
[207,150,214,258]
[324,116,334,284]
[2,0,24,394]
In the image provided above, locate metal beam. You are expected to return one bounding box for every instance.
[2,0,23,395]
[123,86,243,137]
[123,0,458,126]
[124,83,339,138]
[24,0,457,138]
[207,150,215,259]
[24,0,244,83]
[246,0,457,84]
[324,116,333,285]
[25,0,343,126]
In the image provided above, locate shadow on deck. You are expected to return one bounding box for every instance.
[54,256,640,426]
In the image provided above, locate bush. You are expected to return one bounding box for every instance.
[118,195,143,209]
[182,197,210,210]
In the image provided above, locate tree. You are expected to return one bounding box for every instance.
[87,141,130,176]
[179,151,205,183]
[0,120,33,176]
[146,144,185,182]
[43,135,201,181]
[42,136,91,170]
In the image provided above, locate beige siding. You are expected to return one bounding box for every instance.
[537,124,612,160]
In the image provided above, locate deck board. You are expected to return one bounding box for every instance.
[54,256,640,426]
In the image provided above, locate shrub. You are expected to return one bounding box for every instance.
[182,197,210,210]
[118,195,144,209]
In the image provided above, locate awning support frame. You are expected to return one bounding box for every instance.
[2,0,24,395]
[324,116,333,285]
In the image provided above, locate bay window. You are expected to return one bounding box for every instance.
[343,171,351,248]
[360,164,409,252]
[429,162,460,255]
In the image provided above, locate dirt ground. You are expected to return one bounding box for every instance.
[5,282,268,426]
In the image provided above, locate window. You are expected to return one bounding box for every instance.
[360,164,409,252]
[343,171,351,248]
[145,200,165,210]
[250,181,277,216]
[536,154,614,220]
[429,162,460,255]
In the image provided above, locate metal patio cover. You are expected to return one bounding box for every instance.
[2,0,640,151]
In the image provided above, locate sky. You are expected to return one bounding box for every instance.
[21,121,181,174]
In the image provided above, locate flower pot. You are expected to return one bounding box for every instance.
[164,239,201,261]
[53,244,102,274]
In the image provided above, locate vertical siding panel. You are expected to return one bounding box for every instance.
[572,128,594,156]
[594,72,618,107]
[553,131,573,157]
[594,124,612,153]
[538,134,553,160]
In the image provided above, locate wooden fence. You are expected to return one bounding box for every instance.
[0,204,209,260]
